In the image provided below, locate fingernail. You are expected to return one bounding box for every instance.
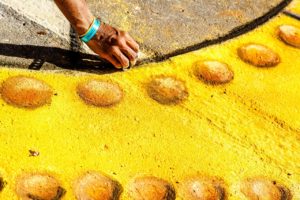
[122,64,130,71]
[122,66,130,71]
[130,60,137,67]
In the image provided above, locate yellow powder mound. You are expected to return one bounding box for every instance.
[0,10,299,200]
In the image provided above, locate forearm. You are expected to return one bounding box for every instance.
[54,0,139,69]
[54,0,94,35]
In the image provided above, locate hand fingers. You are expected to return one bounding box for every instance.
[112,47,129,68]
[86,27,139,69]
[103,54,122,69]
[125,36,139,53]
[120,45,137,62]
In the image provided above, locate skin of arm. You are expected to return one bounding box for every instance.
[54,0,139,69]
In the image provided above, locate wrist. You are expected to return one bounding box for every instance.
[74,14,95,36]
[79,18,101,43]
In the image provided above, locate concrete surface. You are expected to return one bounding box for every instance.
[0,0,289,71]
[89,0,282,56]
[0,3,69,69]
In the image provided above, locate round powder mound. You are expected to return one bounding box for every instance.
[240,178,292,200]
[0,76,53,108]
[74,172,122,200]
[147,76,188,105]
[179,177,226,200]
[77,80,123,107]
[278,25,300,48]
[16,173,65,200]
[237,44,280,67]
[128,176,175,200]
[194,61,234,84]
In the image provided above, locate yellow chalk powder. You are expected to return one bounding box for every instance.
[0,13,299,200]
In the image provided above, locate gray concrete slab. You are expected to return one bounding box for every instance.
[89,0,283,56]
[0,0,290,72]
[0,2,68,69]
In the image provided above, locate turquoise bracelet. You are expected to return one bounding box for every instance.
[80,18,101,43]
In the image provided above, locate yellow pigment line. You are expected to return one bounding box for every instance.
[0,12,299,200]
[286,0,300,14]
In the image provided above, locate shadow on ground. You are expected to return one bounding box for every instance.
[0,43,118,74]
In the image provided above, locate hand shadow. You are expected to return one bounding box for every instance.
[0,42,118,74]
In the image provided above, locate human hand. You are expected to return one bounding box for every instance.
[86,20,139,69]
